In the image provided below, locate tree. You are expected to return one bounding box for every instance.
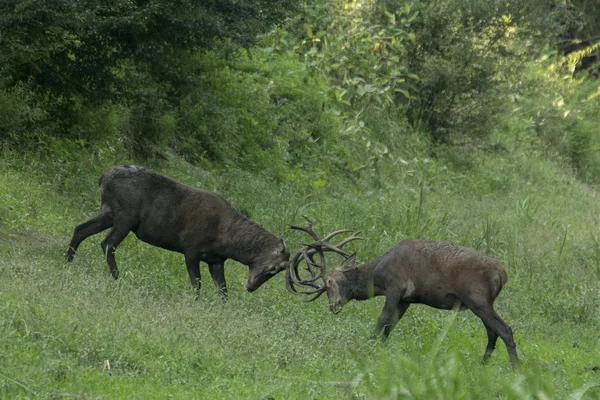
[0,0,299,151]
[558,0,600,76]
[373,0,562,143]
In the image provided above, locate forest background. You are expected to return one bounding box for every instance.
[1,0,599,398]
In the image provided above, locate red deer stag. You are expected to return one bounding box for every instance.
[66,165,290,296]
[286,216,519,366]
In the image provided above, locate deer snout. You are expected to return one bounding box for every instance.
[245,270,271,292]
[245,279,259,293]
[329,301,342,314]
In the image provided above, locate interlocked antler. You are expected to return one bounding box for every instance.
[286,216,362,301]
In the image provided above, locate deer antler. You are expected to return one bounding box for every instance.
[286,216,362,301]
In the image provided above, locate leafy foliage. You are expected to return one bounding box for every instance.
[558,0,600,76]
[271,0,419,110]
[383,0,558,143]
[0,0,299,155]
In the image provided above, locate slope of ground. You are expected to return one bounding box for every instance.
[0,147,599,398]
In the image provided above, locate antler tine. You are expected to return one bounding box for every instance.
[286,253,312,295]
[336,231,363,249]
[300,232,362,257]
[298,280,322,289]
[299,248,328,283]
[307,241,351,259]
[303,287,326,302]
[289,215,320,241]
[321,229,353,241]
[302,232,362,265]
[289,216,328,281]
[286,246,327,296]
[303,254,323,278]
[286,271,324,295]
[289,250,308,281]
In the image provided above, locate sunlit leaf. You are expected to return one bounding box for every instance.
[304,25,313,38]
[395,88,411,98]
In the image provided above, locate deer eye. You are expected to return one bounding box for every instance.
[270,264,281,273]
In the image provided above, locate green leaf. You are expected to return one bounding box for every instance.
[407,11,419,23]
[304,25,313,38]
[357,84,377,96]
[395,88,411,98]
[385,11,396,26]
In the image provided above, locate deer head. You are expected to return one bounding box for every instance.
[246,237,290,292]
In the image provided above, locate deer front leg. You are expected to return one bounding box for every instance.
[209,261,228,299]
[371,296,410,341]
[67,212,113,261]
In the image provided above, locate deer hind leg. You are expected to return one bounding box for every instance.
[462,296,519,366]
[483,323,499,362]
[491,311,519,367]
[208,261,228,299]
[371,295,410,341]
[100,222,132,280]
[66,212,113,261]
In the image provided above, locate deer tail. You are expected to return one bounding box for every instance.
[494,267,508,298]
[499,267,508,286]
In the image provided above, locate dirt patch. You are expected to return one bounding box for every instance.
[0,228,63,250]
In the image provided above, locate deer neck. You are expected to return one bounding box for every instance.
[223,215,279,267]
[342,256,384,301]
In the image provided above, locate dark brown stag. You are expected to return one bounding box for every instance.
[66,165,290,296]
[287,217,519,366]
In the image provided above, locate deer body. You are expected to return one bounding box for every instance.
[66,165,290,296]
[325,239,518,365]
[286,218,519,366]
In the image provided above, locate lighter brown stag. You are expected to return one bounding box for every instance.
[286,217,519,366]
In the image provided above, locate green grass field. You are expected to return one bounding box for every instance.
[1,147,599,399]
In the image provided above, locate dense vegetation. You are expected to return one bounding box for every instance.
[1,0,599,398]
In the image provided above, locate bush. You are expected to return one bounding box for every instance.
[0,83,47,150]
[376,0,559,143]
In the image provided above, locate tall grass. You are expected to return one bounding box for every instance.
[1,142,599,398]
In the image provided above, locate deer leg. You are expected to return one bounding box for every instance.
[483,323,499,362]
[208,261,228,299]
[66,212,113,261]
[100,226,130,280]
[464,298,519,367]
[184,255,202,297]
[382,301,410,341]
[371,295,410,341]
[492,312,519,367]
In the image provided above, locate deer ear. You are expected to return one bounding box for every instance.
[279,236,288,253]
[340,253,357,270]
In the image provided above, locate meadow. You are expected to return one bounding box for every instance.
[2,0,600,397]
[1,139,599,399]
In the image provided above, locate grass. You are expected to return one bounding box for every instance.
[0,145,599,399]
